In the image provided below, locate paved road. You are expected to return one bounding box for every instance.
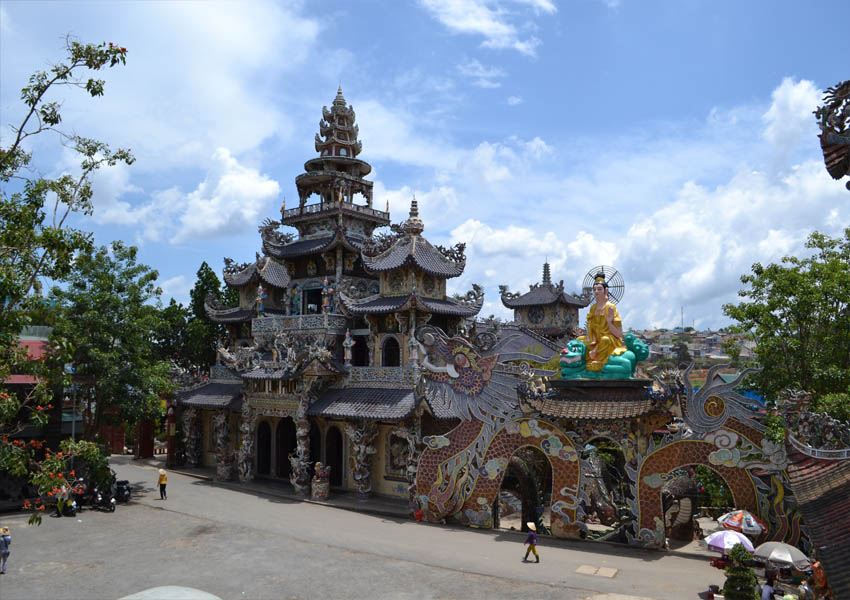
[0,457,723,600]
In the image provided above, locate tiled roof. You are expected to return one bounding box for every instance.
[204,298,286,324]
[338,293,482,317]
[308,388,416,420]
[501,284,588,308]
[362,235,464,278]
[538,397,655,420]
[263,232,364,259]
[785,449,850,599]
[176,381,243,411]
[223,257,291,289]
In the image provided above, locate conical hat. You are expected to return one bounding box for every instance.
[526,522,536,531]
[159,469,166,475]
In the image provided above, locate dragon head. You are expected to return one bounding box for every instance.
[559,339,586,376]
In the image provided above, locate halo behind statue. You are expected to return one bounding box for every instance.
[582,265,625,304]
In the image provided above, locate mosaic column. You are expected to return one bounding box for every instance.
[390,422,422,514]
[212,411,233,481]
[181,407,201,467]
[237,403,256,482]
[290,394,312,496]
[345,420,378,500]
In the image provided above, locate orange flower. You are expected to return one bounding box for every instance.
[57,451,63,457]
[39,505,45,511]
[70,469,75,477]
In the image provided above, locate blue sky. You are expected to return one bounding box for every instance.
[2,0,848,330]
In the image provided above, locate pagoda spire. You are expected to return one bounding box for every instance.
[542,262,551,285]
[402,195,424,235]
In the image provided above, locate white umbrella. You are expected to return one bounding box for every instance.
[752,541,811,570]
[704,530,754,553]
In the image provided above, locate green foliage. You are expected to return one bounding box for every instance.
[763,413,786,444]
[723,543,759,600]
[49,241,172,434]
[0,36,130,526]
[185,261,230,370]
[723,229,850,404]
[812,392,850,422]
[695,466,733,508]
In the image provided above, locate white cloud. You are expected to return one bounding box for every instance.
[762,77,821,167]
[87,148,280,244]
[457,58,506,88]
[158,275,191,305]
[507,95,523,105]
[174,148,280,242]
[419,0,555,56]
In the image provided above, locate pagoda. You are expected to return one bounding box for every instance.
[499,262,589,340]
[338,198,483,367]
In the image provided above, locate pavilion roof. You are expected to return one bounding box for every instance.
[337,291,483,317]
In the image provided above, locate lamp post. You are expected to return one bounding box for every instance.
[64,364,76,470]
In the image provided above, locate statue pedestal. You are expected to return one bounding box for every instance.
[311,479,329,500]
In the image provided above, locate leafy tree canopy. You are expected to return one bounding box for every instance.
[49,241,172,437]
[723,228,850,410]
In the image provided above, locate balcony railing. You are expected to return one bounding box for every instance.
[252,313,348,334]
[345,366,418,389]
[788,433,850,460]
[281,200,388,221]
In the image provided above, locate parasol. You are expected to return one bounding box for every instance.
[752,541,811,571]
[717,509,768,536]
[704,530,754,554]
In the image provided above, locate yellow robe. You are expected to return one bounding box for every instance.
[585,301,626,371]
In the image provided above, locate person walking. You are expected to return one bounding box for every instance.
[157,468,168,500]
[522,522,539,563]
[0,526,11,574]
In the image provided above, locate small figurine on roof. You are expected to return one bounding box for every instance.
[343,329,355,366]
[256,284,267,317]
[322,278,335,314]
[290,283,301,315]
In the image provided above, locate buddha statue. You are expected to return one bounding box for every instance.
[584,272,627,371]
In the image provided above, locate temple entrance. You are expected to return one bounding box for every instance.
[582,437,630,535]
[303,287,322,314]
[382,337,400,367]
[275,417,297,478]
[256,421,271,476]
[326,425,344,486]
[497,447,551,533]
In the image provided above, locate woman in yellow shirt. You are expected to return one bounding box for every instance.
[157,469,167,500]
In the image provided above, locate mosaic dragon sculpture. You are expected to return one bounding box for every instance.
[414,324,589,537]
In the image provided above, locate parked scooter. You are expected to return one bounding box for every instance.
[115,480,131,503]
[94,485,116,512]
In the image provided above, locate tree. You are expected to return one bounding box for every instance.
[1,37,130,524]
[722,542,759,600]
[152,299,191,370]
[49,242,172,438]
[186,261,226,370]
[721,337,742,366]
[723,229,850,410]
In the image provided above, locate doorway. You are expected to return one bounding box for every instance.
[326,426,344,486]
[275,418,297,478]
[256,421,271,476]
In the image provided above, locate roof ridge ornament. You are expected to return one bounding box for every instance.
[402,195,425,235]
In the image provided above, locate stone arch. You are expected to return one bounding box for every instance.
[325,425,344,486]
[634,439,760,547]
[460,418,583,539]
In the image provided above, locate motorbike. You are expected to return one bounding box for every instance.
[115,480,131,503]
[88,484,116,512]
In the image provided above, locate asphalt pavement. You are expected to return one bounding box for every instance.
[0,455,724,600]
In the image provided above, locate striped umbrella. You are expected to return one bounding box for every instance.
[717,510,768,536]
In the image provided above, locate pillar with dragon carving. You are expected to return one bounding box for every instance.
[289,393,312,495]
[181,407,202,467]
[237,403,257,482]
[212,411,233,481]
[345,420,378,500]
[391,421,422,514]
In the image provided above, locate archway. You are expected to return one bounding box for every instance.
[325,425,344,486]
[381,336,400,367]
[275,417,297,478]
[634,438,760,548]
[497,447,551,533]
[583,436,629,528]
[256,421,271,476]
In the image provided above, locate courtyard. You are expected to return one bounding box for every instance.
[0,455,724,600]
